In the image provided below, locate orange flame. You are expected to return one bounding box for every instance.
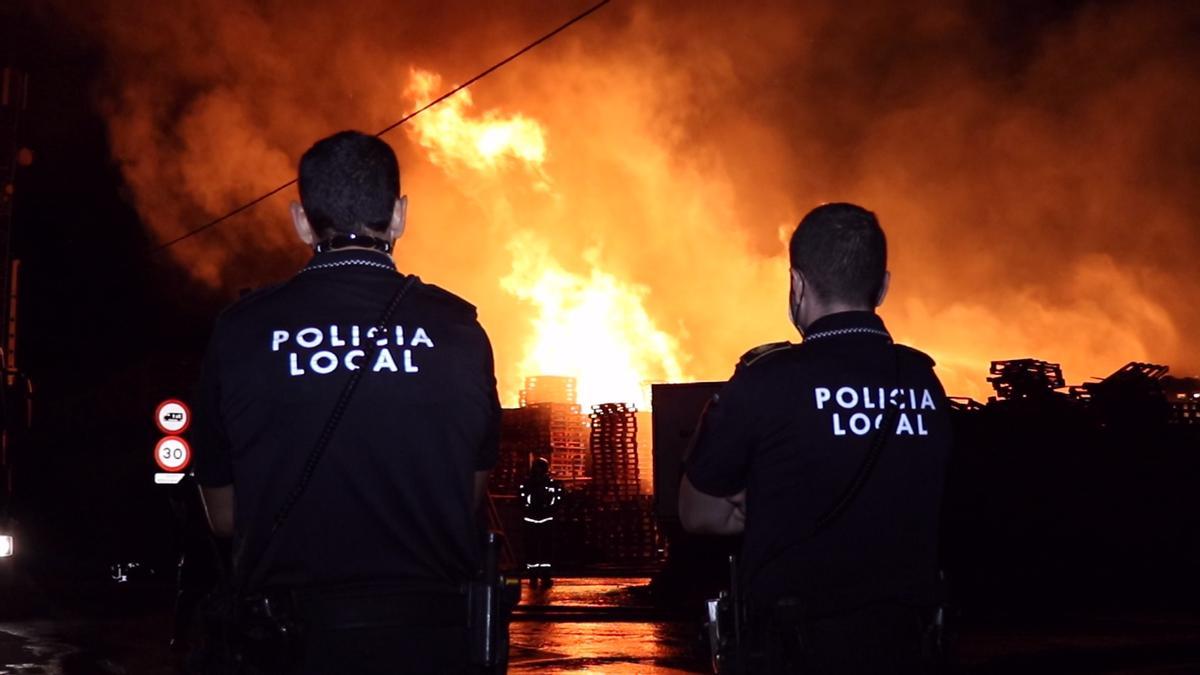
[405,69,689,408]
[501,232,687,409]
[406,69,549,185]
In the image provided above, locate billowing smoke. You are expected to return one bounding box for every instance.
[66,0,1200,401]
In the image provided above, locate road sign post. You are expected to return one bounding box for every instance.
[153,399,192,484]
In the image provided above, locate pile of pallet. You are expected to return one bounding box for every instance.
[589,403,641,500]
[520,375,577,407]
[583,495,662,563]
[528,402,589,479]
[1170,396,1200,425]
[489,377,590,495]
[988,359,1066,401]
[489,408,535,495]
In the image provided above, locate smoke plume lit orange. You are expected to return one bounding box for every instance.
[72,0,1200,403]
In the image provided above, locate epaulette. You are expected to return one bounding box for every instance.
[414,279,479,318]
[219,282,286,320]
[895,343,936,367]
[737,341,796,369]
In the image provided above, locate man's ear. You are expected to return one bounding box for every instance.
[790,268,805,301]
[875,270,891,308]
[387,196,407,241]
[291,202,316,246]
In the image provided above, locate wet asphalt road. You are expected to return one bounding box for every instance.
[3,576,1200,674]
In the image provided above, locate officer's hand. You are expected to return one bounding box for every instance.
[727,490,746,525]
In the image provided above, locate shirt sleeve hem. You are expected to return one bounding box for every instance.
[685,464,744,498]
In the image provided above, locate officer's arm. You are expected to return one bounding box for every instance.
[200,485,236,538]
[678,355,766,534]
[679,477,746,535]
[474,471,489,510]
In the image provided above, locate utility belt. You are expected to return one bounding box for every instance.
[205,576,518,674]
[230,584,466,673]
[706,595,947,675]
[252,583,470,631]
[702,557,946,675]
[757,599,945,675]
[202,532,517,673]
[205,531,518,673]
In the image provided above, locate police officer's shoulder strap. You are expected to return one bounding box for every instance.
[737,341,796,370]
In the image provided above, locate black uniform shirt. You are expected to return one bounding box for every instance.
[686,311,951,614]
[193,249,500,589]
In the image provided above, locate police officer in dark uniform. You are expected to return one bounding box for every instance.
[193,130,501,674]
[518,456,562,587]
[679,203,951,674]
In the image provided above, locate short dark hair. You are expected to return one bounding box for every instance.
[789,203,887,306]
[297,130,399,236]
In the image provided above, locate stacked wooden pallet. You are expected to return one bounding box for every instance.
[589,403,640,500]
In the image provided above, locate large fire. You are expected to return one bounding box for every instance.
[86,1,1200,404]
[406,69,687,408]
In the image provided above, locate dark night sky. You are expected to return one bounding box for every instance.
[3,2,227,566]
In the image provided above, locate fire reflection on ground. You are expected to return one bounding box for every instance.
[4,576,1200,673]
[509,577,705,674]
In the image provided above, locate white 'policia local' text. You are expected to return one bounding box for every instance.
[271,325,435,376]
[814,386,937,437]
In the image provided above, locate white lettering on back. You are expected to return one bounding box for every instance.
[310,351,337,375]
[296,327,322,349]
[835,387,858,408]
[411,327,435,348]
[862,387,876,409]
[367,327,390,347]
[289,353,305,376]
[832,413,847,436]
[373,348,399,372]
[921,389,936,410]
[814,387,831,410]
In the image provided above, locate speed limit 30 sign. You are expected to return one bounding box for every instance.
[154,436,192,472]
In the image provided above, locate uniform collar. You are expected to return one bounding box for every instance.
[300,249,397,274]
[802,311,891,343]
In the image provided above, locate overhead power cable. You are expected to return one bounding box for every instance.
[151,0,612,255]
